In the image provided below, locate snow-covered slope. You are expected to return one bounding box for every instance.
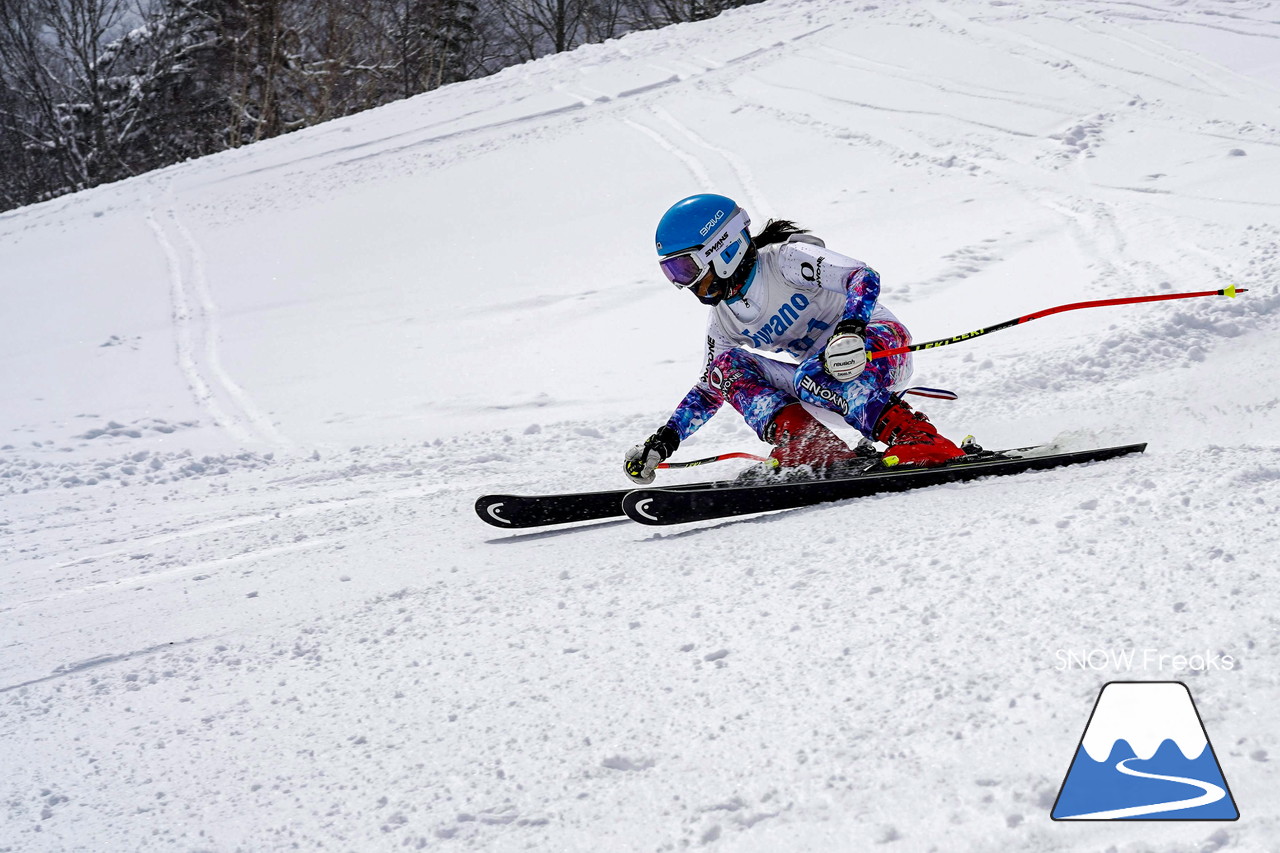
[2,0,1278,849]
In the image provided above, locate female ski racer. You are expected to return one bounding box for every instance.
[624,193,967,485]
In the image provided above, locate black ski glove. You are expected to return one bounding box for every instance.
[624,426,680,484]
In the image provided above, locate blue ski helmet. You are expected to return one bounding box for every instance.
[655,194,757,305]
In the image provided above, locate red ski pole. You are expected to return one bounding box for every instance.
[657,451,769,470]
[869,285,1247,360]
[656,287,1244,469]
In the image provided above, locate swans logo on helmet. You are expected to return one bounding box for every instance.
[702,229,733,260]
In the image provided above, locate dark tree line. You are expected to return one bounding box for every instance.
[0,0,757,212]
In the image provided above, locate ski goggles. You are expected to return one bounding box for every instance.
[658,207,751,287]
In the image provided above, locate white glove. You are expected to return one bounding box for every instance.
[624,426,680,484]
[822,320,867,382]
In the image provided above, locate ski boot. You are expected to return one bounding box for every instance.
[872,397,966,467]
[757,403,872,479]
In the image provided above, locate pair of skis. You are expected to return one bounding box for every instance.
[471,286,1249,529]
[476,442,1147,529]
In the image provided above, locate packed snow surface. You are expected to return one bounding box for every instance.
[2,0,1278,849]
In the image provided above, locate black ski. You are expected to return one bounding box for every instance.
[621,442,1147,526]
[476,488,635,528]
[476,477,752,528]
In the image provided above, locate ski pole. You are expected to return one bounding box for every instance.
[869,285,1247,360]
[657,451,769,469]
[656,288,1243,469]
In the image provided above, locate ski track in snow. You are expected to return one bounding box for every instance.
[650,106,773,219]
[144,199,249,443]
[620,116,717,192]
[164,193,292,450]
[144,184,290,448]
[3,0,1280,849]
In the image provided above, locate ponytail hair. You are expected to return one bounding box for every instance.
[752,219,809,248]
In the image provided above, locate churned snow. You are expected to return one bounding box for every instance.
[2,0,1278,850]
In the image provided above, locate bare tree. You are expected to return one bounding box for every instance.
[0,0,133,198]
[289,0,387,123]
[217,0,302,145]
[633,0,755,29]
[372,0,480,97]
[1,0,765,212]
[493,0,588,61]
[582,0,630,45]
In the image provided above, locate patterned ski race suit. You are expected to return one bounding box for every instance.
[663,234,913,444]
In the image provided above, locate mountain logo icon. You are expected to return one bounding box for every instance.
[1052,681,1239,821]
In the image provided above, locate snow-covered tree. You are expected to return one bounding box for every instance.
[1,0,746,212]
[0,0,134,201]
[390,0,480,95]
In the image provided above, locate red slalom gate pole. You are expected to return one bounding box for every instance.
[868,285,1247,360]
